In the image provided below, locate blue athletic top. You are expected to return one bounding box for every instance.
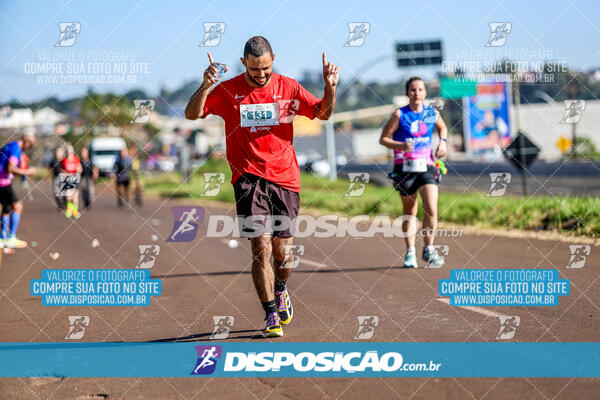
[392,104,437,165]
[0,141,22,187]
[113,155,132,181]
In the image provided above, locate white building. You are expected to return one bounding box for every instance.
[0,107,34,128]
[515,100,600,160]
[0,106,65,129]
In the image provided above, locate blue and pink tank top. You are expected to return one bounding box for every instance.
[0,141,22,187]
[392,104,437,165]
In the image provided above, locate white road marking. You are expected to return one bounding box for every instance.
[219,239,327,268]
[436,298,509,318]
[300,259,327,268]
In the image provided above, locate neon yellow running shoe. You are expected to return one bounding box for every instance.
[275,289,293,325]
[262,312,283,338]
[5,237,27,249]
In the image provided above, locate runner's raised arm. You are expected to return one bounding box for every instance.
[316,52,339,120]
[185,52,228,120]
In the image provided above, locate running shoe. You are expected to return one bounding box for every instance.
[72,210,81,219]
[5,237,27,249]
[423,247,445,268]
[262,312,283,337]
[403,249,418,268]
[275,289,293,325]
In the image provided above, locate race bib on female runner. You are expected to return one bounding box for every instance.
[240,103,280,127]
[402,158,427,172]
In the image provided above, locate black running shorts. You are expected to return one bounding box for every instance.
[391,164,439,196]
[0,184,18,210]
[233,173,300,238]
[116,179,130,187]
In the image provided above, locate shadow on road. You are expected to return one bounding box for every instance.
[151,265,406,279]
[148,329,265,342]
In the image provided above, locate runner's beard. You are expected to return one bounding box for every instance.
[247,73,271,87]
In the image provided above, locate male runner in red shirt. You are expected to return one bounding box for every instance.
[185,36,339,337]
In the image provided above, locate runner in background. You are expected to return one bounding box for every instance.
[111,147,132,208]
[379,77,447,268]
[129,144,143,206]
[0,132,37,249]
[79,147,98,209]
[59,145,82,219]
[49,146,65,211]
[19,153,34,202]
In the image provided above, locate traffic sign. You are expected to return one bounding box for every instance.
[395,40,443,67]
[503,131,540,171]
[440,78,477,99]
[556,135,572,154]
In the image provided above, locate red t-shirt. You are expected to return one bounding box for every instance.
[202,73,322,192]
[60,155,81,173]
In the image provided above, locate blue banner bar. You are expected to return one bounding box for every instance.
[0,342,599,377]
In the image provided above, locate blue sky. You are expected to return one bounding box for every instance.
[1,0,599,103]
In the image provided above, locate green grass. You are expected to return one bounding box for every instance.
[142,159,600,238]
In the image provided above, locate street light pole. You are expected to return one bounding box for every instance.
[324,54,393,181]
[325,119,336,180]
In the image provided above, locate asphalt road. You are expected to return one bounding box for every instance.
[0,181,598,399]
[343,161,600,196]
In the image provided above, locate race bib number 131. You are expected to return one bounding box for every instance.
[240,103,280,127]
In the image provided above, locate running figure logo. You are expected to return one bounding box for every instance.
[566,245,591,269]
[496,316,520,340]
[136,245,160,269]
[345,173,370,197]
[65,315,90,340]
[200,173,226,197]
[55,22,81,47]
[427,99,445,111]
[281,245,305,269]
[559,100,586,124]
[487,173,511,197]
[191,345,222,375]
[58,173,80,196]
[344,23,370,47]
[277,100,300,123]
[355,316,379,339]
[130,99,155,124]
[199,23,225,47]
[167,206,204,242]
[210,316,234,340]
[486,22,512,47]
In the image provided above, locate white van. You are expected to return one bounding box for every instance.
[89,137,126,176]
